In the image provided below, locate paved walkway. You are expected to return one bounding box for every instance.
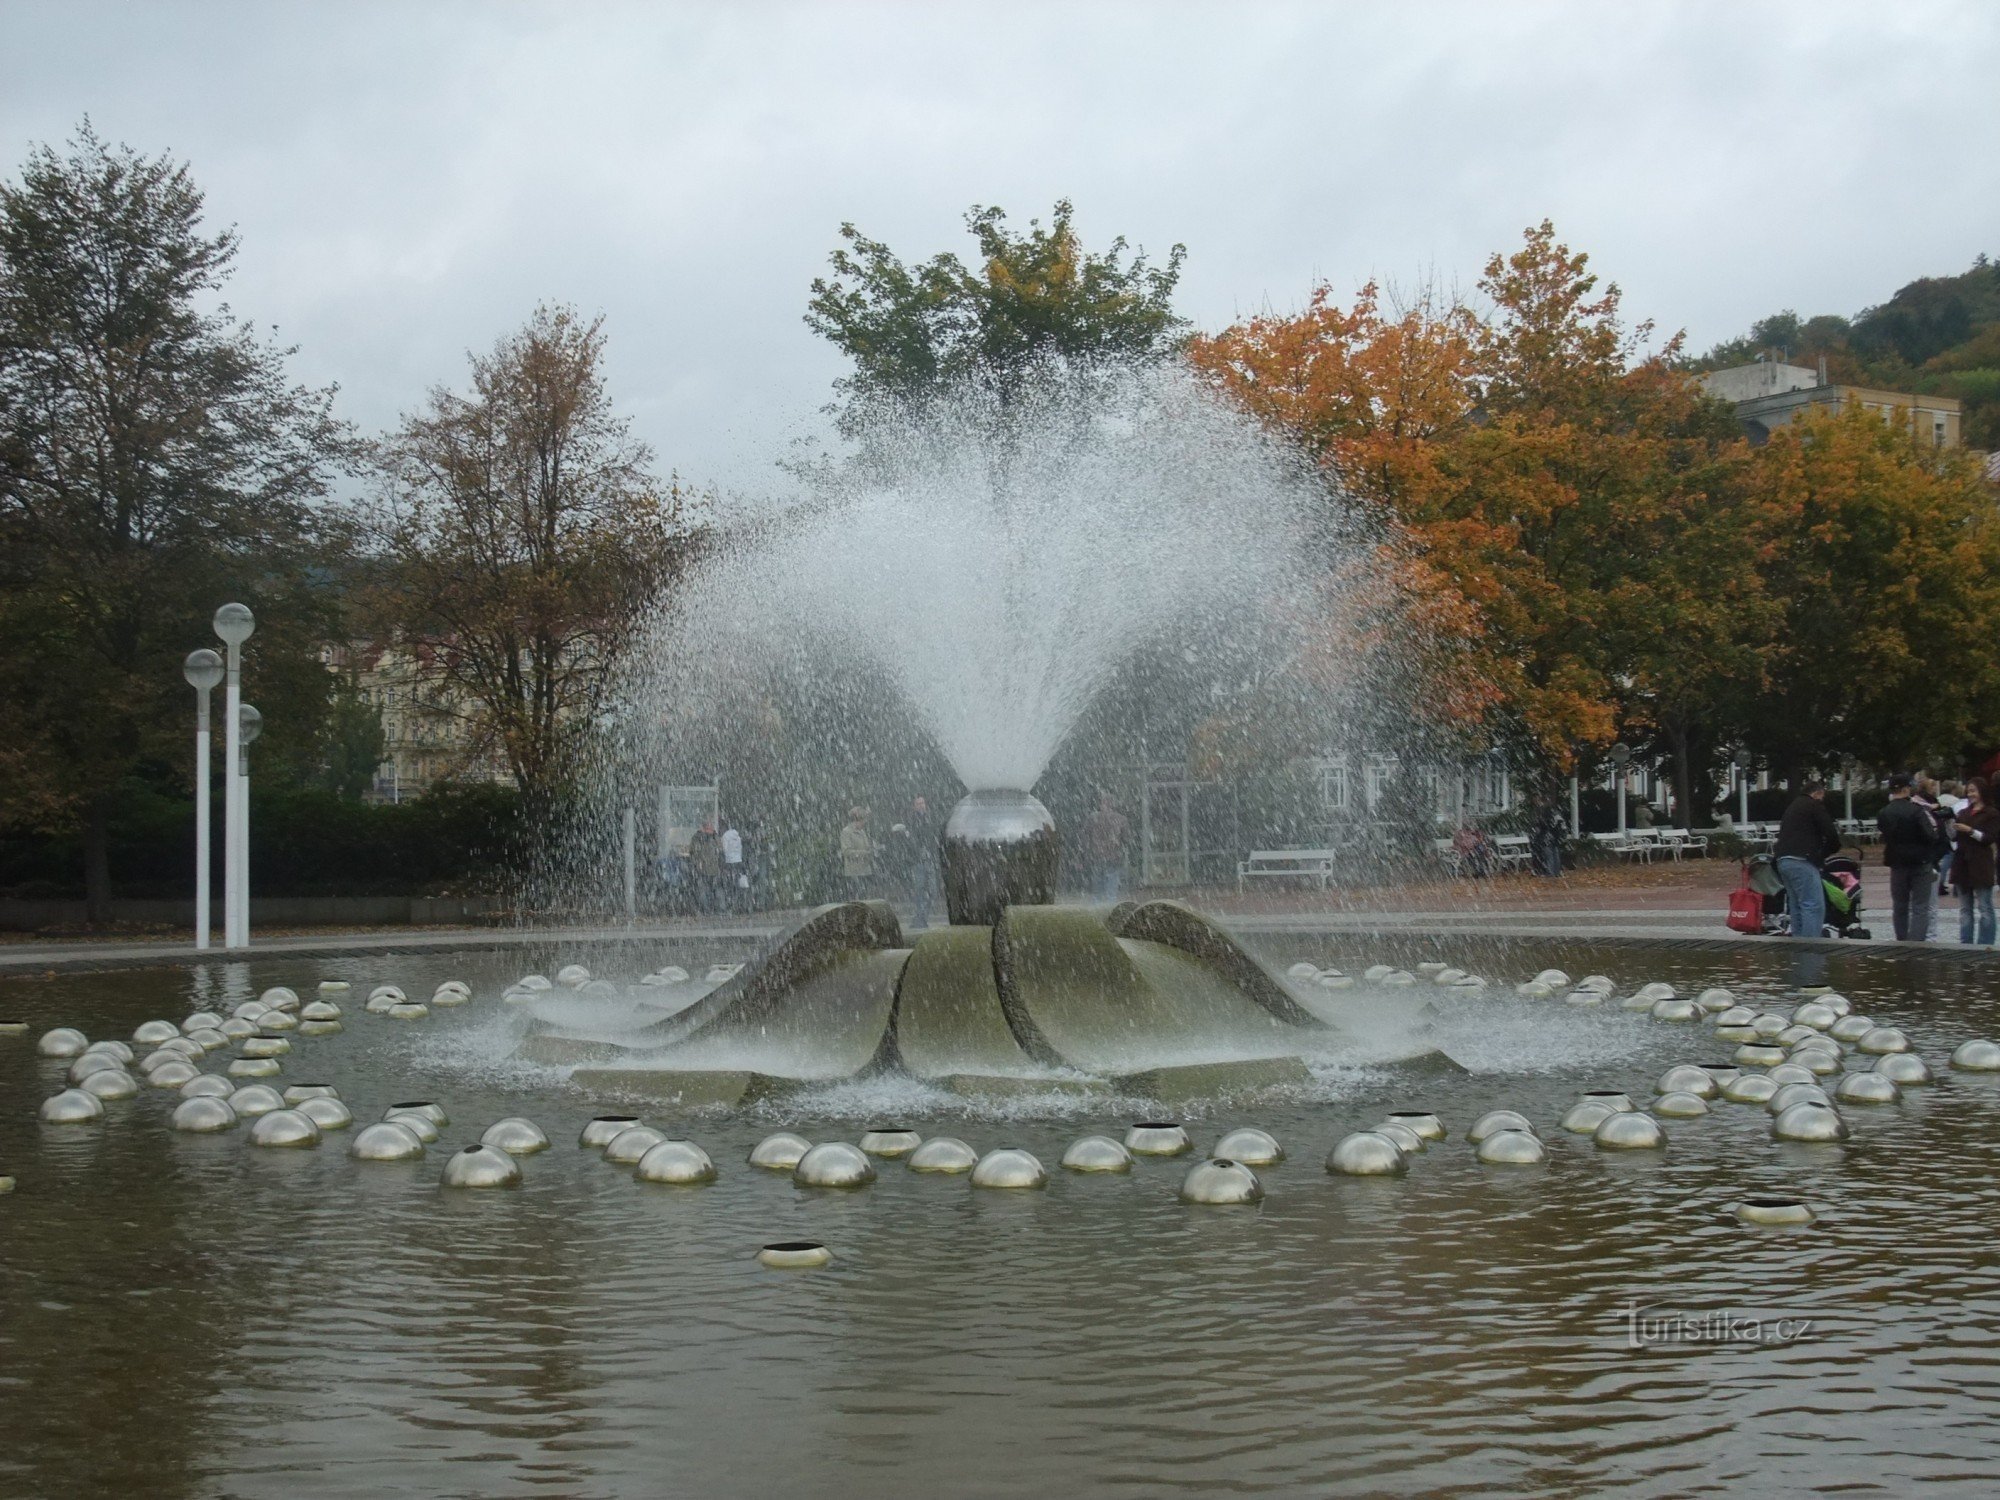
[3,863,1991,971]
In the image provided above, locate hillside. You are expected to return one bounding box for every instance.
[1700,255,2000,448]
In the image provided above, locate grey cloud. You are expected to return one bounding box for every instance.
[3,0,1994,493]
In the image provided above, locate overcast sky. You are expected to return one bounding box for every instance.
[3,0,1995,493]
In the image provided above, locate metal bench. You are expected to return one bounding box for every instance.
[1592,831,1660,862]
[1237,849,1340,892]
[1656,829,1709,860]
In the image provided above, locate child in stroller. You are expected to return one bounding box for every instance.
[1743,852,1872,939]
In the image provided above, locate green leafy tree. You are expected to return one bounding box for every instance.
[316,675,386,800]
[805,199,1187,414]
[0,122,352,918]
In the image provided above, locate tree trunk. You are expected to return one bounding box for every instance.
[84,793,114,926]
[1670,724,1695,830]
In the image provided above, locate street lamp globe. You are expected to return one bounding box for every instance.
[213,602,255,646]
[183,649,223,692]
[239,704,263,745]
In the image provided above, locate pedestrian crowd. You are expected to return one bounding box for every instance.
[1872,773,1997,946]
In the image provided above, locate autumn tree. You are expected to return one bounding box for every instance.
[1193,223,1771,821]
[806,199,1186,417]
[0,123,352,918]
[368,305,693,821]
[1737,405,2000,778]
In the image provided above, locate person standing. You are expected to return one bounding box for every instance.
[1952,778,2000,946]
[687,820,722,915]
[719,818,745,913]
[1773,781,1840,939]
[1877,774,1942,941]
[1451,820,1494,878]
[838,806,875,903]
[903,795,939,929]
[1935,778,1966,898]
[1912,777,1951,939]
[1529,800,1566,878]
[1082,791,1130,902]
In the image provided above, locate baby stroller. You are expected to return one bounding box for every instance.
[1735,853,1872,939]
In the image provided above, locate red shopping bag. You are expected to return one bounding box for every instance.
[1726,871,1764,934]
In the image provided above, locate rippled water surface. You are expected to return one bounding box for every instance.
[5,935,2000,1498]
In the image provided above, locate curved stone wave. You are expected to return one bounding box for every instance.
[528,899,1345,1105]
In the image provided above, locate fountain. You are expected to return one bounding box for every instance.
[519,359,1450,1106]
[514,809,1363,1104]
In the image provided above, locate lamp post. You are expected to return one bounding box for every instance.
[236,703,261,946]
[1609,743,1633,840]
[183,650,224,949]
[623,807,638,922]
[1734,747,1755,827]
[213,603,255,949]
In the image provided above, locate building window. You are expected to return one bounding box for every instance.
[1321,758,1351,812]
[1366,760,1393,813]
[1935,415,1948,447]
[1417,765,1442,810]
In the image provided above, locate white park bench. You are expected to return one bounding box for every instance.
[1592,830,1662,862]
[1654,828,1709,860]
[1237,849,1340,891]
[1433,833,1531,876]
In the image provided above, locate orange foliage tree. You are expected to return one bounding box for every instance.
[1191,222,1772,821]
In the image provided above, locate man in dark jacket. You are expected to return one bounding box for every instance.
[1878,774,1942,941]
[1774,782,1841,939]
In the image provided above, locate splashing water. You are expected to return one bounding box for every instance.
[600,358,1388,814]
